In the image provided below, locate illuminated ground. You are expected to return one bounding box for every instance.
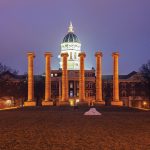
[0,106,150,150]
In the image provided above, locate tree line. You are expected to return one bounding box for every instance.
[0,63,45,106]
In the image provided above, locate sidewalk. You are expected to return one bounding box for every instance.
[0,107,18,111]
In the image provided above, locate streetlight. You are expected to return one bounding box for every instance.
[143,101,147,108]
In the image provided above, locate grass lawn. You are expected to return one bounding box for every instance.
[0,106,150,150]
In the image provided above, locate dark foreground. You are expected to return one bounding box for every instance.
[0,106,150,150]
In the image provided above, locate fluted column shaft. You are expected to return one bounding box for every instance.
[61,53,69,101]
[112,52,119,101]
[45,52,52,101]
[79,52,86,101]
[27,52,35,101]
[95,51,103,101]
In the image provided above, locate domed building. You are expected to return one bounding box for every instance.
[59,22,81,70]
[18,22,149,109]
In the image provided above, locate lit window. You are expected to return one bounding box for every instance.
[51,74,53,77]
[70,82,73,88]
[55,74,57,77]
[70,91,73,97]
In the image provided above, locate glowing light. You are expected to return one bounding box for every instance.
[68,21,74,33]
[76,99,80,103]
[143,101,147,106]
[5,100,12,106]
[69,99,74,106]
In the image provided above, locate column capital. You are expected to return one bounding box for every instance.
[45,52,53,57]
[78,52,86,58]
[27,52,35,58]
[95,51,103,57]
[112,52,119,57]
[61,52,69,57]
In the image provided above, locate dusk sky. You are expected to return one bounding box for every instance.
[0,0,150,75]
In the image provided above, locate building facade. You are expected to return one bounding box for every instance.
[50,70,149,108]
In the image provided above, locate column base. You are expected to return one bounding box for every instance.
[95,101,105,105]
[111,101,123,106]
[42,101,53,106]
[24,101,36,107]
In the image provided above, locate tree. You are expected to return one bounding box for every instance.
[140,60,150,101]
[0,62,18,98]
[0,63,18,75]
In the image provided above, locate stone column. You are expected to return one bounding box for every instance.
[79,52,86,101]
[42,52,53,106]
[112,52,122,106]
[61,53,69,102]
[24,52,36,106]
[95,51,103,102]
